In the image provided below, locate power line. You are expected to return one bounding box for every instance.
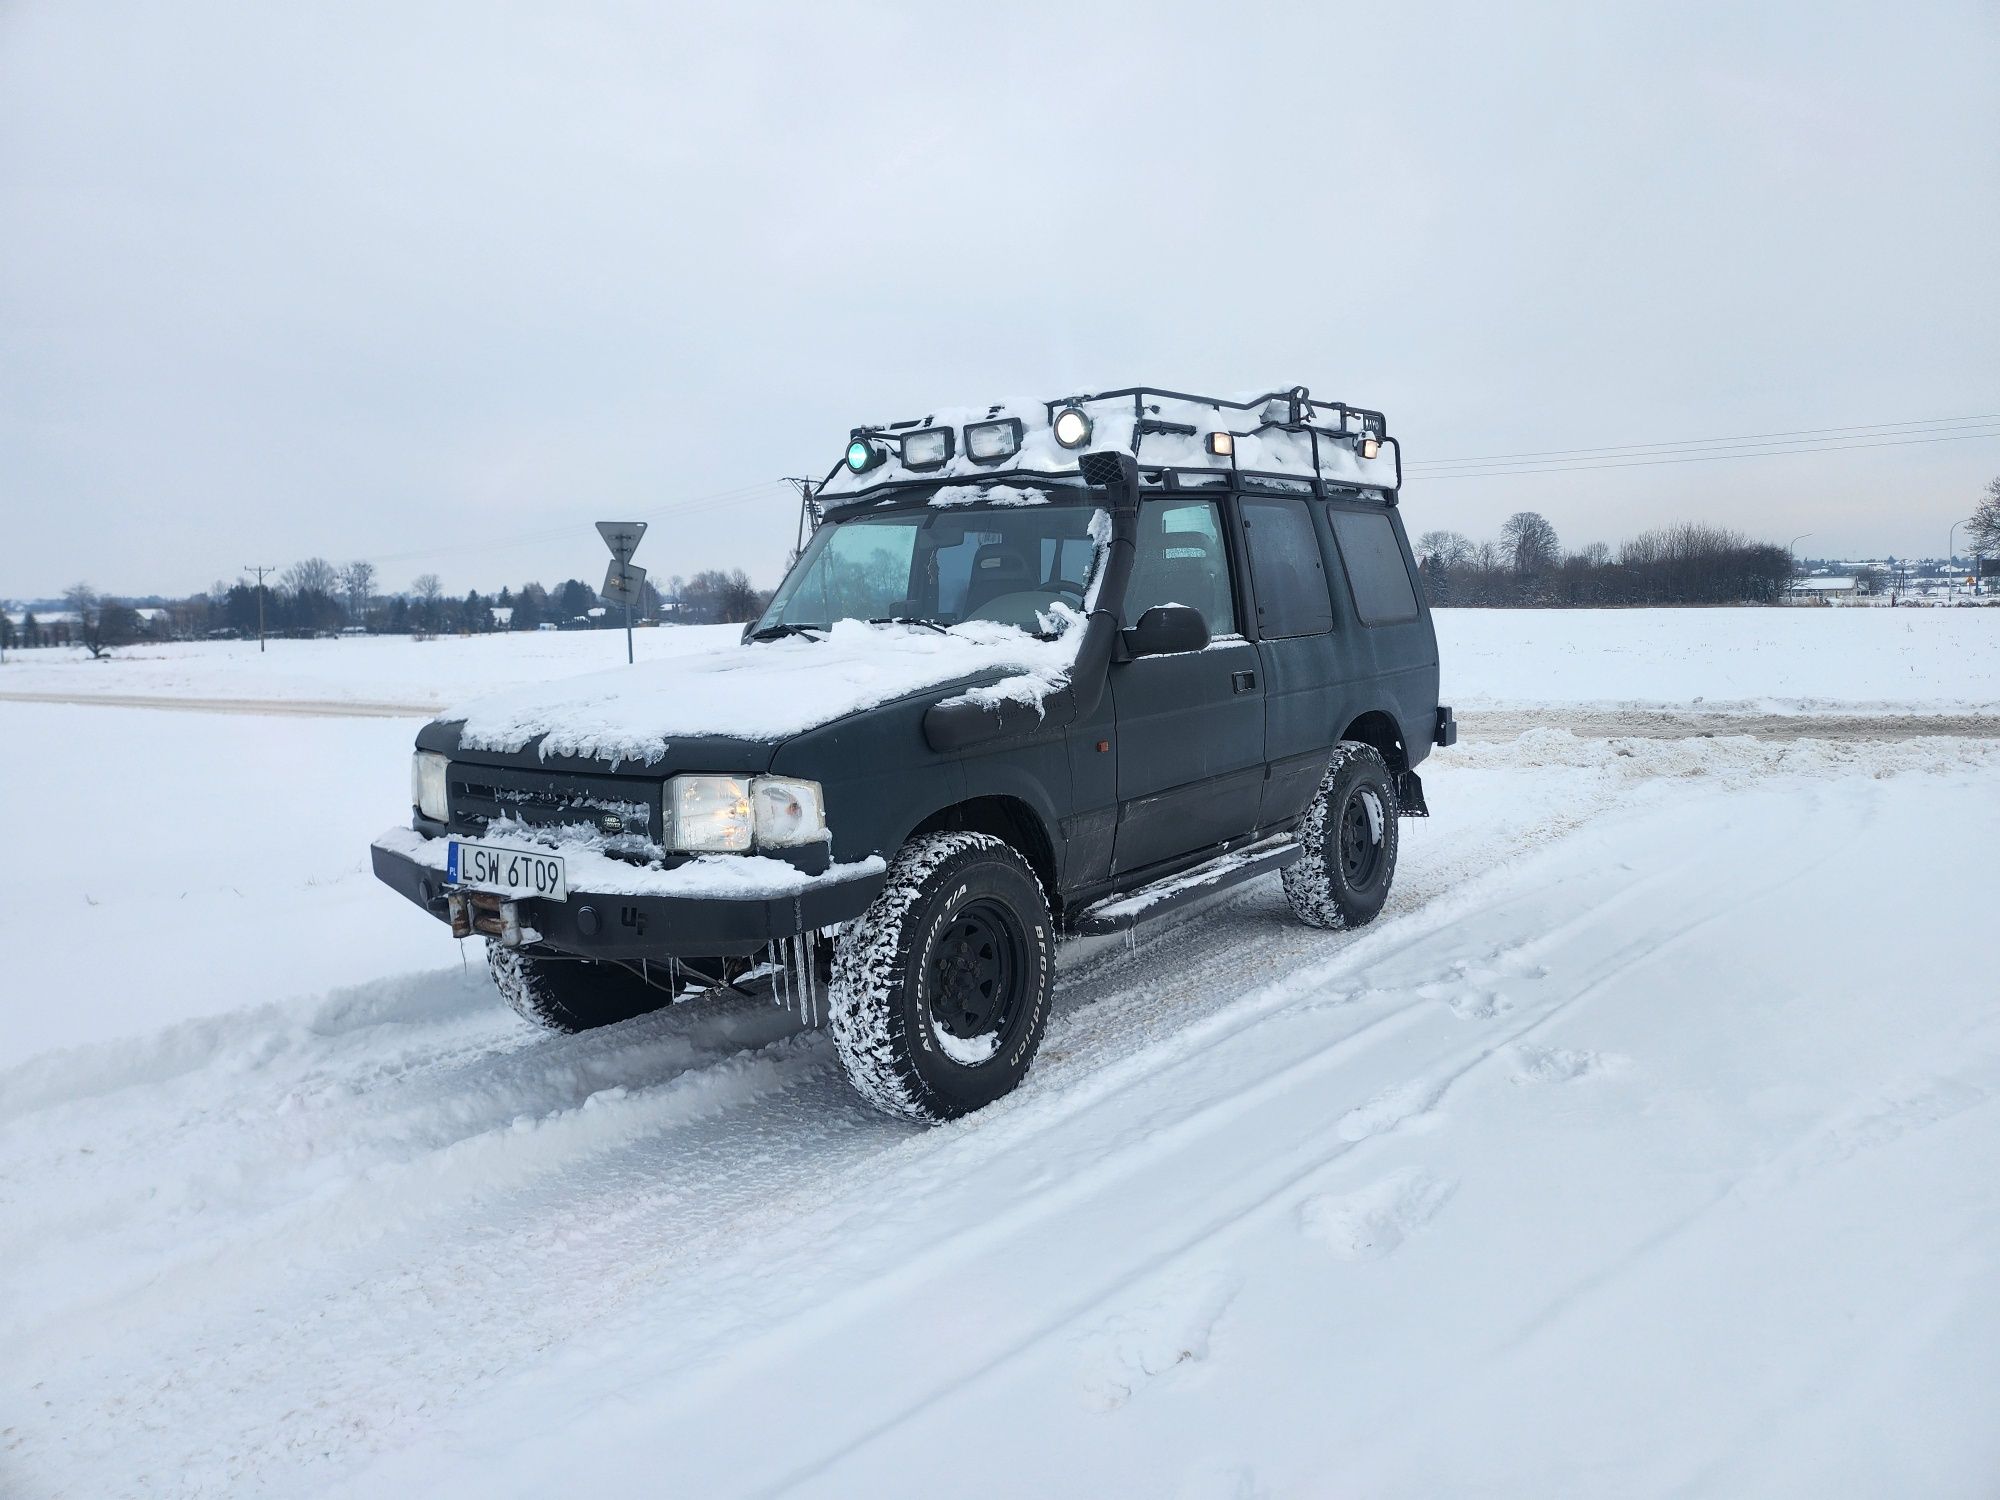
[1408,425,2000,482]
[1409,412,2000,470]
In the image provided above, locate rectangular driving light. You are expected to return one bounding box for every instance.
[901,427,954,469]
[965,418,1023,464]
[1206,432,1234,456]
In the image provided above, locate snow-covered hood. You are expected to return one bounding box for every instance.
[437,619,1081,768]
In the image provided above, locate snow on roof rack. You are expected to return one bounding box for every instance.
[816,385,1401,506]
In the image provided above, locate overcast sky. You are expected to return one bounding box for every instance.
[2,1,1995,601]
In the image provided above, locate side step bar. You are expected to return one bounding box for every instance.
[1074,835,1302,935]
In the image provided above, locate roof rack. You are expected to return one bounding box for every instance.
[815,385,1401,509]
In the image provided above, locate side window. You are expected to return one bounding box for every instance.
[1240,498,1334,638]
[1125,501,1237,637]
[1329,509,1420,625]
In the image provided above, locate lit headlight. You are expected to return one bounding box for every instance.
[751,777,826,847]
[411,751,450,821]
[1052,406,1092,449]
[664,774,828,851]
[666,775,753,852]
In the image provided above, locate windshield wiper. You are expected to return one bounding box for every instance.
[867,616,951,635]
[748,622,825,642]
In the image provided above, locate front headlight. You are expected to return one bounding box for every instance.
[751,777,826,847]
[411,751,450,822]
[664,774,827,852]
[666,775,753,852]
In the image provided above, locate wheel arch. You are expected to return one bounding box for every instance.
[1338,709,1409,773]
[908,794,1060,906]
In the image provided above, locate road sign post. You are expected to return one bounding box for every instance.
[596,522,649,664]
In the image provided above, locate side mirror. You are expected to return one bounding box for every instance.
[1122,603,1210,659]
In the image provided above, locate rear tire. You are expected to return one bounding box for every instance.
[486,941,672,1032]
[1282,741,1400,931]
[828,833,1055,1123]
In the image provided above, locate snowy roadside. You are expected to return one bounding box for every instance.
[3,726,1998,1497]
[3,607,1995,719]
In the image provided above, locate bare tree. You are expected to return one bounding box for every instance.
[681,568,765,624]
[1500,512,1561,575]
[1969,476,2000,558]
[64,582,137,659]
[1415,530,1474,569]
[282,557,340,597]
[341,560,377,622]
[411,573,444,635]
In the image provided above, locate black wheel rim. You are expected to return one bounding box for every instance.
[929,897,1027,1056]
[1339,787,1386,890]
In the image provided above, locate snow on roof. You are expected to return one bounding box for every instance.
[818,387,1396,502]
[1792,577,1858,591]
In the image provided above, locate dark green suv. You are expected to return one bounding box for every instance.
[373,386,1454,1121]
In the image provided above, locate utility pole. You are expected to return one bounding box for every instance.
[784,478,820,565]
[245,565,274,652]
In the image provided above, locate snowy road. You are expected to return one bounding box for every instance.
[5,725,1999,1497]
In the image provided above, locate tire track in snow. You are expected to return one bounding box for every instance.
[6,740,1990,1497]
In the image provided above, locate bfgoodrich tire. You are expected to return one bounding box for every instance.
[486,941,673,1032]
[1282,741,1400,931]
[828,832,1055,1124]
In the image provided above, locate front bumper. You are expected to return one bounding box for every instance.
[370,827,888,960]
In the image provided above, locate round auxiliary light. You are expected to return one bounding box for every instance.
[846,438,880,472]
[1052,407,1092,450]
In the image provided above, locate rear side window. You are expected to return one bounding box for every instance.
[1239,498,1333,638]
[1329,510,1420,625]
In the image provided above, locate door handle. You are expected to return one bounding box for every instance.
[1232,670,1257,694]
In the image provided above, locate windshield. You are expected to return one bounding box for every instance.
[755,502,1103,636]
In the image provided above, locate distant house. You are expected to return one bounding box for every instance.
[489,606,514,629]
[1786,576,1858,603]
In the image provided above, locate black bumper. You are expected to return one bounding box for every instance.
[370,837,888,961]
[1434,705,1458,747]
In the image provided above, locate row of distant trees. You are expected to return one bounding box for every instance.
[2,560,770,653]
[1416,513,1794,606]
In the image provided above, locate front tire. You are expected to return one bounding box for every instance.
[487,942,672,1032]
[828,833,1055,1123]
[1282,741,1400,930]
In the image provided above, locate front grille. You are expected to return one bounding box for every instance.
[448,764,658,849]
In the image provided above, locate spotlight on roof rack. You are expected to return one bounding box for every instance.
[901,428,953,470]
[1206,432,1234,457]
[1357,435,1381,461]
[846,437,887,473]
[1052,407,1092,450]
[965,418,1023,464]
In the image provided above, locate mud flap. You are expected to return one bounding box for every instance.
[1394,769,1429,817]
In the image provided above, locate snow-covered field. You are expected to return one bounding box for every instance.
[3,610,1999,1498]
[3,605,1995,716]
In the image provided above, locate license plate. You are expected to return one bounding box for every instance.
[446,841,568,902]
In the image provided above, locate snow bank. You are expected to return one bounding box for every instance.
[444,618,1083,763]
